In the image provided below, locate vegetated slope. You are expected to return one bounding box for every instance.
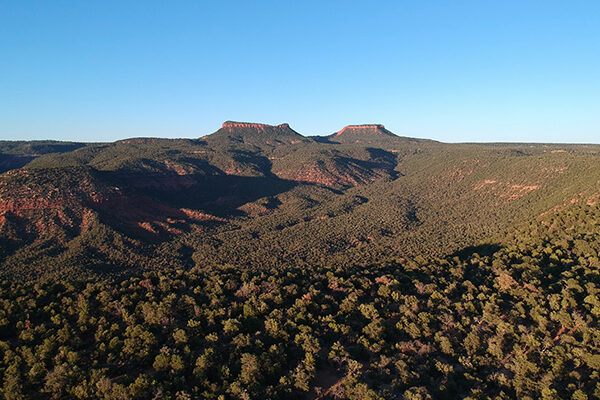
[0,141,88,173]
[0,202,598,399]
[1,123,600,280]
[188,143,600,271]
[0,166,227,278]
[270,145,400,187]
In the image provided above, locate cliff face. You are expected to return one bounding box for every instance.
[221,121,291,133]
[0,168,226,247]
[0,168,111,241]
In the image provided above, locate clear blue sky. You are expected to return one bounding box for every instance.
[1,1,599,143]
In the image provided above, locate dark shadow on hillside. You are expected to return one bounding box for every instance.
[366,147,400,170]
[230,150,277,178]
[0,154,38,173]
[99,150,319,218]
[124,174,302,217]
[312,136,336,144]
[452,244,502,260]
[166,175,301,216]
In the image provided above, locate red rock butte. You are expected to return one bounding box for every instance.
[334,124,395,136]
[222,121,291,133]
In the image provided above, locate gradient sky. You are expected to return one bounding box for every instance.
[1,1,599,143]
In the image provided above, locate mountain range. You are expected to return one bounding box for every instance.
[1,121,599,280]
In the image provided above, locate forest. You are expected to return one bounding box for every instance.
[1,203,599,399]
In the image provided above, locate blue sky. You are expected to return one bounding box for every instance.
[1,1,599,143]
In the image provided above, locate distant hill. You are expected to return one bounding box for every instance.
[315,124,434,145]
[0,140,88,173]
[205,121,312,147]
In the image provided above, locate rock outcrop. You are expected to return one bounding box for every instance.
[326,124,430,145]
[221,121,291,133]
[208,121,310,146]
[334,124,395,137]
